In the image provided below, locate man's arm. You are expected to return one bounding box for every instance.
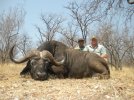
[100,46,108,61]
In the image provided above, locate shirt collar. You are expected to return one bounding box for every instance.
[89,44,98,49]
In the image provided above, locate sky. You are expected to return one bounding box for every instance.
[0,0,76,45]
[0,0,133,46]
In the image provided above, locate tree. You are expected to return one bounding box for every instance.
[97,22,134,69]
[66,1,107,43]
[60,23,79,48]
[0,8,25,63]
[17,33,32,56]
[36,14,64,43]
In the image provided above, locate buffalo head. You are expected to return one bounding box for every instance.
[9,46,63,81]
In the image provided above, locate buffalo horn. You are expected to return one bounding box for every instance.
[9,45,40,64]
[41,50,63,66]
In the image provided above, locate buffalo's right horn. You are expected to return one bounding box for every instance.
[41,50,64,66]
[9,45,40,64]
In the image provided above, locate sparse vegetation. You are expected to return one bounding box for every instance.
[0,63,133,100]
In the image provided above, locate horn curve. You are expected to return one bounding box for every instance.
[9,45,40,64]
[41,50,64,66]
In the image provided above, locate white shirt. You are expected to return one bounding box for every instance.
[85,44,107,56]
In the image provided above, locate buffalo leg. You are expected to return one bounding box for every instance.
[63,67,69,78]
[90,63,110,79]
[20,60,31,75]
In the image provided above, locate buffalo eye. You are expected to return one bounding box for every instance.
[43,59,51,68]
[43,59,50,65]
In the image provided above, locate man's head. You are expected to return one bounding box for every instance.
[78,38,85,48]
[91,36,98,48]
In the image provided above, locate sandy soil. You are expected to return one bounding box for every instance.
[0,64,134,100]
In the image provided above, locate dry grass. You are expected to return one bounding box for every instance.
[0,63,134,100]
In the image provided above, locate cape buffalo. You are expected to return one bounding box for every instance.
[10,41,110,80]
[9,41,68,80]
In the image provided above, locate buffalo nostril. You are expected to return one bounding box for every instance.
[36,72,48,79]
[37,72,44,76]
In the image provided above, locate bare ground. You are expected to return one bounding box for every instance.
[0,64,134,100]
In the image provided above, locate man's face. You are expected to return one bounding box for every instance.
[91,39,98,47]
[78,41,84,47]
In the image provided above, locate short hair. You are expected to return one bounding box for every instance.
[78,38,84,42]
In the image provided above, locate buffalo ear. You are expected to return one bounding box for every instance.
[20,60,31,75]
